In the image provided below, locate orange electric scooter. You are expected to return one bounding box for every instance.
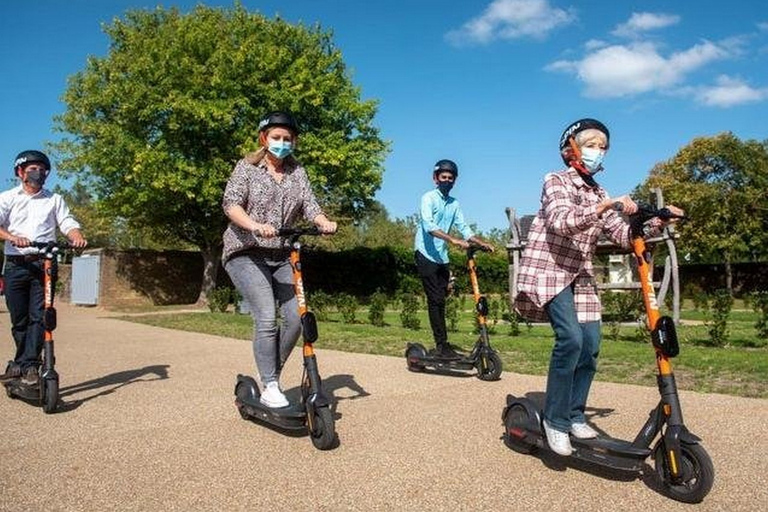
[234,227,336,450]
[502,205,714,503]
[3,241,71,413]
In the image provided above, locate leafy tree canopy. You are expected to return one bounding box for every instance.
[52,3,389,299]
[636,132,768,264]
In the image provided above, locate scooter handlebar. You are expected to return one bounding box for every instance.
[277,226,322,237]
[28,241,75,252]
[612,202,687,222]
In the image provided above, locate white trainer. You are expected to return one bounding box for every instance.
[543,419,573,456]
[260,381,289,408]
[571,422,598,439]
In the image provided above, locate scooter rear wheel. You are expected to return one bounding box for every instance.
[476,350,503,381]
[503,403,538,454]
[405,344,427,372]
[653,441,714,503]
[309,406,336,450]
[41,377,58,414]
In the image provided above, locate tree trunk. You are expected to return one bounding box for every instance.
[197,244,223,305]
[724,258,733,294]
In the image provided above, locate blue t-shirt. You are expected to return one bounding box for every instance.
[414,188,474,264]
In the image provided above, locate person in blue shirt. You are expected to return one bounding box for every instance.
[414,159,494,359]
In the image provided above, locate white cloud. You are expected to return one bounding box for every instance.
[758,21,768,31]
[612,12,681,38]
[584,39,607,51]
[445,0,576,46]
[546,41,729,98]
[692,75,768,107]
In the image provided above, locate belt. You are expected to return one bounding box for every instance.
[4,254,42,264]
[239,247,291,261]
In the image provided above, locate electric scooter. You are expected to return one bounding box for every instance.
[406,243,503,381]
[3,241,71,413]
[501,205,714,503]
[234,227,336,450]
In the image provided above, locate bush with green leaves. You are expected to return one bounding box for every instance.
[368,292,388,327]
[399,293,421,330]
[602,290,643,341]
[308,291,334,321]
[752,290,768,339]
[705,289,734,347]
[335,293,358,324]
[207,286,233,313]
[502,310,522,336]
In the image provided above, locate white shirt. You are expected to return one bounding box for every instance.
[0,185,81,256]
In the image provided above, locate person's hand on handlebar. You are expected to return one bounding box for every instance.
[9,235,31,248]
[662,204,685,224]
[67,229,88,249]
[314,217,337,235]
[252,223,277,238]
[600,195,637,216]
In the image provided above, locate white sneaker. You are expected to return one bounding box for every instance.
[543,419,573,456]
[260,381,289,408]
[571,422,598,439]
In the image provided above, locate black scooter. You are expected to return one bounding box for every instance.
[406,243,503,381]
[4,241,71,413]
[234,227,336,450]
[501,205,714,503]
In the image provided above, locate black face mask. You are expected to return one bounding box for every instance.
[24,168,48,188]
[437,182,454,197]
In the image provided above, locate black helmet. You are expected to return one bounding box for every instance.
[14,150,51,172]
[258,111,299,135]
[433,159,458,178]
[558,118,610,152]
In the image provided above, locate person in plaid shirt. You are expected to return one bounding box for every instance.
[514,118,682,456]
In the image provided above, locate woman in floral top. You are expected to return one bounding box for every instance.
[514,118,682,456]
[222,111,336,408]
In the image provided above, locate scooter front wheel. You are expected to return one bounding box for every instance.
[476,350,503,381]
[653,441,714,503]
[309,406,336,450]
[41,377,59,414]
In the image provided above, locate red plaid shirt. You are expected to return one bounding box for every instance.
[514,168,633,323]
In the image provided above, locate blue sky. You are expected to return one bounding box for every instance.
[1,0,767,232]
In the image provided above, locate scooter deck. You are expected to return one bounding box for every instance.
[570,436,651,472]
[416,354,476,370]
[236,397,307,431]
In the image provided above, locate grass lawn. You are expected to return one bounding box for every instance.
[117,303,768,399]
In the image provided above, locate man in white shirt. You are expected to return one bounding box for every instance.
[0,150,87,385]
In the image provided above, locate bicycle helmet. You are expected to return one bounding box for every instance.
[14,150,51,174]
[257,111,299,135]
[558,118,609,165]
[433,159,458,178]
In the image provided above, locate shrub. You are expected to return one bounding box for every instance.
[309,290,334,321]
[335,293,358,324]
[368,292,388,327]
[399,293,421,330]
[207,286,233,313]
[753,290,768,339]
[446,295,460,332]
[704,289,734,347]
[503,310,522,337]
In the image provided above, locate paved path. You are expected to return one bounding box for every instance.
[1,303,766,511]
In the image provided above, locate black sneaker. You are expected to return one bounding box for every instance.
[21,367,39,386]
[436,343,461,360]
[0,361,21,382]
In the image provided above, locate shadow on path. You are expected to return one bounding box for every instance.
[56,364,170,412]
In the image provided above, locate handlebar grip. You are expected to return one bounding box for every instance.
[612,201,624,212]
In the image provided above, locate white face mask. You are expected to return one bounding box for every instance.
[580,147,605,174]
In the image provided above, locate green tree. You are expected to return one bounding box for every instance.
[636,133,768,291]
[53,4,388,301]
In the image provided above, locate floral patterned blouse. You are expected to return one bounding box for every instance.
[221,157,323,263]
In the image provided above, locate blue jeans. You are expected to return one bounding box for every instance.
[224,254,301,386]
[543,285,601,432]
[3,260,45,370]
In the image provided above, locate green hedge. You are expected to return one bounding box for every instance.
[297,246,510,298]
